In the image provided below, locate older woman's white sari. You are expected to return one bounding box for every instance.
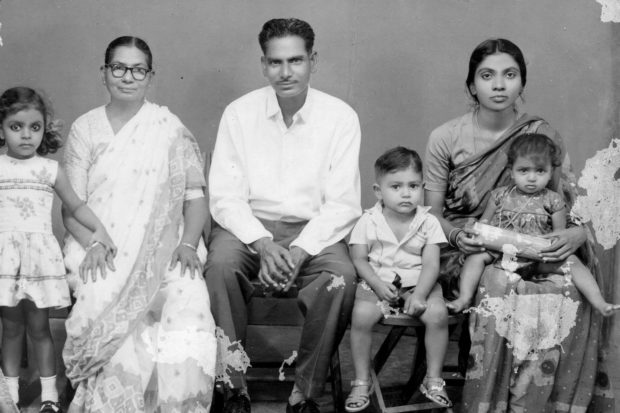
[62,101,215,412]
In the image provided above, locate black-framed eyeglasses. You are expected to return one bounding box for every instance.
[102,64,152,81]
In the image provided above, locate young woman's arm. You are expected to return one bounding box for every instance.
[425,189,484,254]
[550,208,567,232]
[479,197,498,223]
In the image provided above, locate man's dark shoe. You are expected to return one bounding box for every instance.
[286,399,320,413]
[223,392,251,413]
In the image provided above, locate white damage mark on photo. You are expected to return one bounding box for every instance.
[500,244,520,275]
[326,273,345,291]
[471,289,580,361]
[215,326,251,388]
[571,139,620,249]
[596,0,620,22]
[376,300,400,318]
[278,350,298,381]
[141,324,217,375]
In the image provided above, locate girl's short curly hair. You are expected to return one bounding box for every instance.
[507,133,562,169]
[0,87,62,155]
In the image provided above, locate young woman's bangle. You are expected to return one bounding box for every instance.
[454,232,466,249]
[448,228,463,247]
[181,242,197,251]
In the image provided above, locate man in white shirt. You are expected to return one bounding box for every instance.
[206,18,362,413]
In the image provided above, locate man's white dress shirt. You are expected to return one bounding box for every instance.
[209,86,361,255]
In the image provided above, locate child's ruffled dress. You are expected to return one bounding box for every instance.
[0,154,70,308]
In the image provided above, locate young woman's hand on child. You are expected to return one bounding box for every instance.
[540,226,587,262]
[169,243,203,279]
[456,223,485,255]
[403,293,427,316]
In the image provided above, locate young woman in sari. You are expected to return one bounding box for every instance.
[424,38,615,412]
[61,36,216,412]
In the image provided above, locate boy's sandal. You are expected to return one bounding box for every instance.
[345,379,372,412]
[420,376,452,408]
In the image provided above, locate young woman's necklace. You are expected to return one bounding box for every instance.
[473,110,517,152]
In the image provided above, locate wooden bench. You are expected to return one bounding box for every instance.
[371,313,465,413]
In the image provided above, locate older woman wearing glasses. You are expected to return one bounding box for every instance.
[61,36,216,412]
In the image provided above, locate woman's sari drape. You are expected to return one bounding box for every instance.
[440,114,614,412]
[62,102,215,412]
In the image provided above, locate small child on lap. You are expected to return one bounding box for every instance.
[345,147,451,412]
[448,133,616,316]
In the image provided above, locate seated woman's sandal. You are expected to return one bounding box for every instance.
[420,376,452,407]
[345,379,373,412]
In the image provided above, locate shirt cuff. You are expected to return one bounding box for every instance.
[289,238,319,256]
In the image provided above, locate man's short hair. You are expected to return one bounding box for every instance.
[258,18,315,54]
[374,146,423,180]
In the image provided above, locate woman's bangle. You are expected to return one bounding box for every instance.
[454,231,466,250]
[86,240,105,251]
[448,228,463,247]
[181,242,197,251]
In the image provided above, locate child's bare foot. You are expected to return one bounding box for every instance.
[446,298,470,313]
[595,302,620,317]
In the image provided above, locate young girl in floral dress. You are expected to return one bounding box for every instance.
[0,87,115,412]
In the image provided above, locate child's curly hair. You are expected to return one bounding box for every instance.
[0,87,63,155]
[507,133,562,169]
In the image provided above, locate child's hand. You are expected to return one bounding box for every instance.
[404,293,427,316]
[370,279,398,304]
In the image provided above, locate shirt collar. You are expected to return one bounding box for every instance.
[265,86,314,124]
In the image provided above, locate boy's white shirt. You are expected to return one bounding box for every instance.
[349,202,446,287]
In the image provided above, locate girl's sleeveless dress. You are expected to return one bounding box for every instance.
[0,154,70,308]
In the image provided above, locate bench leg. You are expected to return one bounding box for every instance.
[402,327,427,402]
[373,326,407,373]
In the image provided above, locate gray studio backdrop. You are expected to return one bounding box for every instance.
[0,0,617,242]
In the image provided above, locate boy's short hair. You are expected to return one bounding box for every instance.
[374,146,423,180]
